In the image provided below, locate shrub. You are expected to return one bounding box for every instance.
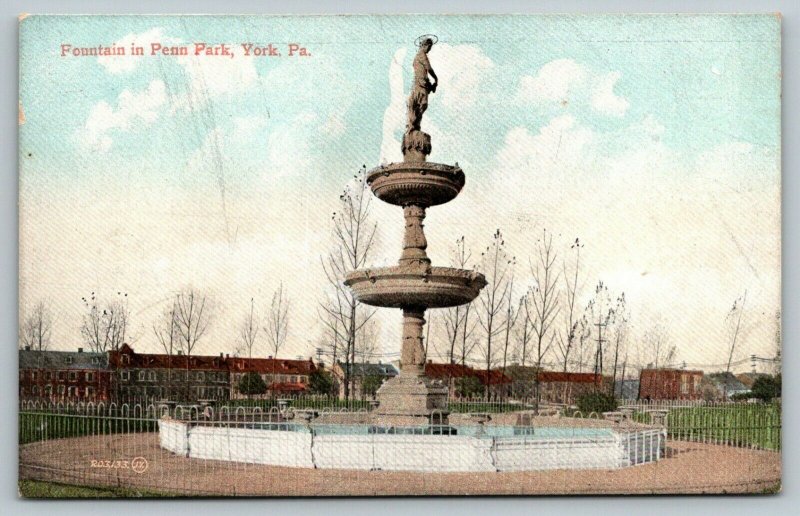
[308,370,335,396]
[576,390,618,415]
[751,374,781,402]
[238,372,267,396]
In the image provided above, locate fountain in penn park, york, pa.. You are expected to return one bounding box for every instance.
[157,36,667,472]
[343,35,486,426]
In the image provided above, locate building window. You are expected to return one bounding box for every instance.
[57,371,65,381]
[91,357,100,365]
[32,386,39,396]
[44,385,52,396]
[86,386,95,398]
[68,386,76,397]
[45,371,52,381]
[680,374,689,395]
[86,372,95,382]
[58,385,65,395]
[65,356,73,364]
[138,370,146,382]
[68,372,77,382]
[196,372,205,382]
[31,371,38,381]
[121,371,130,382]
[148,371,156,382]
[121,355,130,365]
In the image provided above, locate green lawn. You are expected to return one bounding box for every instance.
[19,480,174,498]
[633,403,781,451]
[19,413,157,445]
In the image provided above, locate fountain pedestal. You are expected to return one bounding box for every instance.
[372,309,448,423]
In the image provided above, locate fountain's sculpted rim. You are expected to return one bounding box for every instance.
[344,265,486,309]
[366,162,465,207]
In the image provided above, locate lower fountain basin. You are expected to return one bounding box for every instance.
[344,265,486,309]
[366,162,465,207]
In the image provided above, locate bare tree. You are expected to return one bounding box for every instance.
[20,300,53,351]
[319,167,377,400]
[80,291,129,353]
[476,229,513,398]
[174,288,212,399]
[609,293,629,395]
[443,236,472,364]
[556,238,583,372]
[642,321,676,370]
[153,300,179,399]
[500,270,519,377]
[526,229,561,407]
[514,293,533,366]
[265,284,290,358]
[724,291,747,396]
[587,281,614,376]
[238,297,260,359]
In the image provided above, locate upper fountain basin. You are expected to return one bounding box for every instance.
[366,162,465,207]
[344,265,487,309]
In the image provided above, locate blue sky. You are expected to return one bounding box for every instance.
[19,15,781,371]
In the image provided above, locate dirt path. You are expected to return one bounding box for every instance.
[19,433,781,496]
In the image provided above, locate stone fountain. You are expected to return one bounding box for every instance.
[345,36,487,425]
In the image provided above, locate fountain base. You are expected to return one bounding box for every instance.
[373,373,449,423]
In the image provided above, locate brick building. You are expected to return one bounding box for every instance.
[19,348,112,401]
[108,344,230,401]
[228,356,317,398]
[638,368,704,400]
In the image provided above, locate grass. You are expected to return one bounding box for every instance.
[632,403,781,451]
[19,480,175,498]
[19,413,157,445]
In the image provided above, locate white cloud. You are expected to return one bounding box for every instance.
[97,28,169,74]
[590,71,630,116]
[78,79,167,152]
[517,58,586,105]
[429,43,495,110]
[517,59,630,117]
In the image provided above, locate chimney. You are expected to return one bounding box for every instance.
[24,345,31,351]
[78,347,83,353]
[268,355,273,359]
[427,359,432,364]
[177,350,183,355]
[219,352,223,358]
[226,354,230,359]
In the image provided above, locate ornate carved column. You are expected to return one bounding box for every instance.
[400,308,426,376]
[400,205,430,266]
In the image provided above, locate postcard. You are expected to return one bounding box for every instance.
[18,14,781,497]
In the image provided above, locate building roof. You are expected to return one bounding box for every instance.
[336,362,398,378]
[109,344,315,374]
[228,357,316,375]
[736,372,769,389]
[19,349,108,370]
[109,344,228,371]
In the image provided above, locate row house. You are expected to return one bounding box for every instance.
[228,356,317,398]
[19,348,112,401]
[108,344,230,401]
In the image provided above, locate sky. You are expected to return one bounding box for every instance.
[19,15,781,373]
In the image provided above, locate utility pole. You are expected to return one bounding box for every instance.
[751,354,757,374]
